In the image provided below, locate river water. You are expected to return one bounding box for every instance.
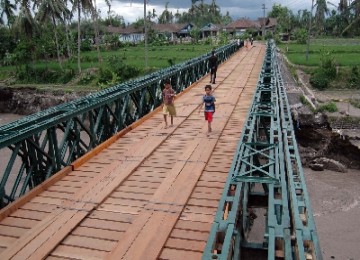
[0,113,25,198]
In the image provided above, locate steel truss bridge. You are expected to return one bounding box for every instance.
[203,41,322,259]
[0,41,321,259]
[0,43,238,206]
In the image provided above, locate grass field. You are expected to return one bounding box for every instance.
[0,44,216,73]
[278,38,360,67]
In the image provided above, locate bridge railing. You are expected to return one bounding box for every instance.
[0,42,241,207]
[203,41,322,260]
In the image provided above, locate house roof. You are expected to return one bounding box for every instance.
[258,17,277,28]
[105,25,142,34]
[105,23,194,35]
[200,23,222,32]
[153,23,186,33]
[225,19,260,30]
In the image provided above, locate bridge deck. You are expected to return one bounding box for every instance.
[0,44,265,260]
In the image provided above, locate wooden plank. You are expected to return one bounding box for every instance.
[62,235,117,252]
[0,166,72,222]
[0,225,28,237]
[166,237,206,252]
[180,212,216,223]
[0,235,16,247]
[170,229,209,241]
[174,220,212,232]
[0,217,39,229]
[71,227,124,241]
[50,245,108,260]
[187,198,219,208]
[10,209,49,221]
[89,210,134,223]
[102,198,147,208]
[20,202,57,213]
[79,218,130,232]
[159,248,202,260]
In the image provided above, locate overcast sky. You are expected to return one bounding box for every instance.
[96,0,339,24]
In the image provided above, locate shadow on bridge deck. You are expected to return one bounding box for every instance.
[0,44,266,260]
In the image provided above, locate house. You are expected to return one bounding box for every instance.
[200,23,223,38]
[153,23,194,42]
[258,17,277,34]
[105,23,195,43]
[224,18,260,36]
[105,25,144,43]
[224,18,277,37]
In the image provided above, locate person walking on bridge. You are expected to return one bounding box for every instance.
[199,85,216,134]
[162,79,176,128]
[208,50,218,84]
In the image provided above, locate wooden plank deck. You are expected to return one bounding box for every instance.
[0,44,265,260]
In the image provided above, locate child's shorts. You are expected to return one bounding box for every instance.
[204,112,213,122]
[163,104,176,116]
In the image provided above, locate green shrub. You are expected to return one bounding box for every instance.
[295,28,307,44]
[97,67,113,85]
[350,99,360,109]
[317,102,338,112]
[310,69,330,90]
[107,56,140,81]
[79,72,96,85]
[16,65,74,84]
[348,66,360,88]
[320,51,337,80]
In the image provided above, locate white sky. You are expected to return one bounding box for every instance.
[96,0,340,24]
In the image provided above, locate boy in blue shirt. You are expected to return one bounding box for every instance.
[200,85,216,133]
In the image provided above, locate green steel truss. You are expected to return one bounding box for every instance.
[0,43,240,207]
[203,41,322,260]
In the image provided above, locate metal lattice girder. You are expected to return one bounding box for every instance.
[0,43,241,207]
[203,40,322,260]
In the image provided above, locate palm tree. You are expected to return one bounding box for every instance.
[341,0,360,35]
[91,0,111,64]
[0,0,17,27]
[314,0,329,35]
[35,0,69,69]
[13,0,38,38]
[72,0,93,73]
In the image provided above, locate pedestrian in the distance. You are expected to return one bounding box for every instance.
[162,79,176,128]
[199,84,216,133]
[208,50,218,84]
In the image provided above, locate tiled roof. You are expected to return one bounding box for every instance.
[200,23,222,32]
[105,25,142,34]
[153,23,186,33]
[225,19,261,29]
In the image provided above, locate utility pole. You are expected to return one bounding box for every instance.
[262,3,266,40]
[306,0,314,62]
[144,0,148,69]
[261,4,267,40]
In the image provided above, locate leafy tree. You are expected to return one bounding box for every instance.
[103,11,125,27]
[158,2,173,24]
[268,4,294,33]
